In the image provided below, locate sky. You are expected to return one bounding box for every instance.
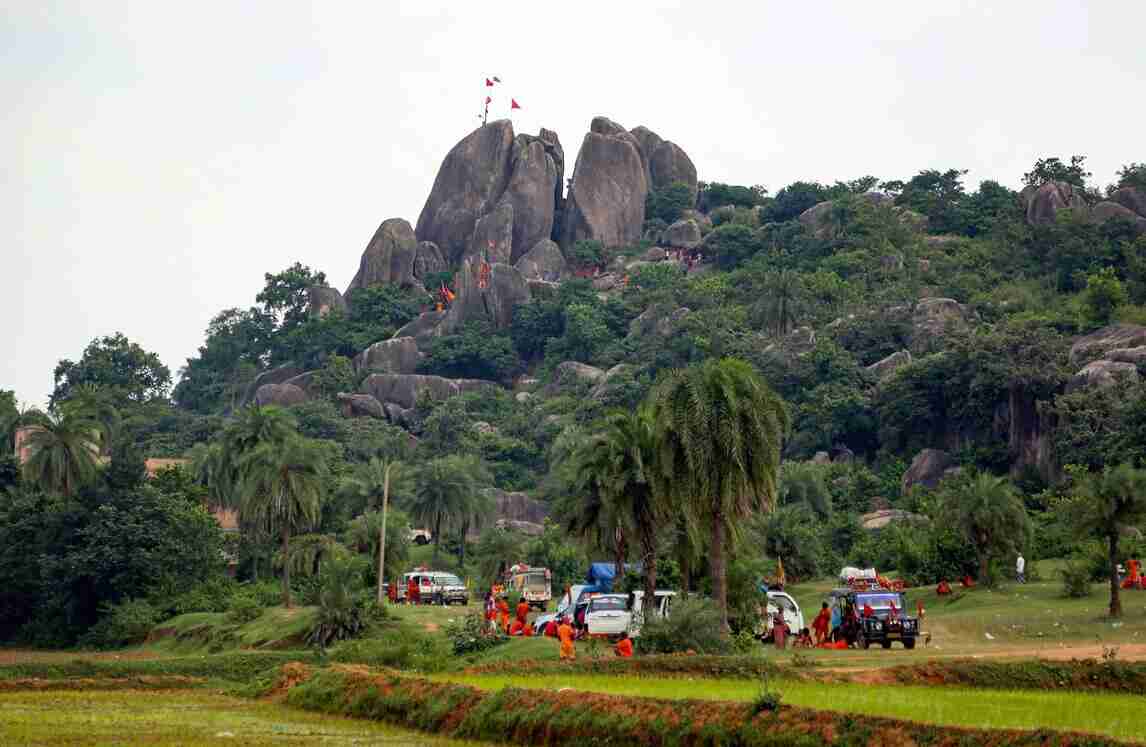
[4,1,1145,408]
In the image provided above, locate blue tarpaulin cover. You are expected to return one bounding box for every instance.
[585,562,642,592]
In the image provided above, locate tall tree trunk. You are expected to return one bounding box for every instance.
[711,508,728,631]
[281,524,292,609]
[377,466,390,604]
[1109,533,1122,618]
[432,514,442,565]
[680,550,691,599]
[978,549,990,586]
[458,520,468,568]
[641,527,658,618]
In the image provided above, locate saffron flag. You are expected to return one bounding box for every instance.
[510,99,521,110]
[486,78,494,86]
[485,96,491,104]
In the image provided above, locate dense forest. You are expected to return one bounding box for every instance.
[4,116,1146,645]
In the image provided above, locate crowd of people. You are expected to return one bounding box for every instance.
[480,588,634,660]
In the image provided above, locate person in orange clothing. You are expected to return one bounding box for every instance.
[960,574,976,588]
[407,577,419,605]
[811,602,831,645]
[544,619,559,638]
[862,602,875,618]
[496,596,510,632]
[508,619,525,636]
[615,631,633,658]
[558,616,576,660]
[515,599,530,626]
[523,621,535,637]
[936,578,952,595]
[1123,557,1141,590]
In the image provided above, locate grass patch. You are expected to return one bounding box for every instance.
[0,651,312,684]
[0,688,476,745]
[149,606,319,654]
[889,657,1146,692]
[444,671,1145,742]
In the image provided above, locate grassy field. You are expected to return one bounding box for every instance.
[0,689,484,746]
[442,671,1144,742]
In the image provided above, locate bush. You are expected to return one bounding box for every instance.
[637,597,730,655]
[226,596,263,624]
[331,626,449,672]
[645,181,694,223]
[1060,561,1093,598]
[79,598,162,649]
[307,555,372,649]
[568,240,604,270]
[444,609,507,656]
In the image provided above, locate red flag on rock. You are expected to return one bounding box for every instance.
[510,99,521,110]
[486,78,494,86]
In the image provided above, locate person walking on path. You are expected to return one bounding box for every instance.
[1016,553,1026,584]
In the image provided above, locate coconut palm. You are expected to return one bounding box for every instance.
[21,409,104,496]
[1072,464,1146,618]
[238,436,328,607]
[650,358,789,630]
[59,384,120,453]
[752,270,805,337]
[409,454,485,565]
[562,439,630,581]
[339,457,403,602]
[939,472,1029,586]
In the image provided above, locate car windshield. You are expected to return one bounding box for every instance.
[769,595,796,611]
[591,597,627,612]
[523,572,547,587]
[858,593,904,609]
[438,575,462,586]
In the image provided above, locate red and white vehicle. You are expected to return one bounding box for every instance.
[505,564,552,609]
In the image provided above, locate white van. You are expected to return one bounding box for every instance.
[760,590,805,642]
[586,590,676,639]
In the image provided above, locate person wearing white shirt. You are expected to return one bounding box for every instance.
[1015,553,1026,584]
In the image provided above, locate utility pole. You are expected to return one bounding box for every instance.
[377,460,395,604]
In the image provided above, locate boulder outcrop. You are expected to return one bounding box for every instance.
[337,392,386,419]
[240,364,304,407]
[861,509,928,531]
[662,219,702,249]
[649,141,698,202]
[255,382,308,408]
[552,361,605,389]
[589,364,636,401]
[393,310,448,346]
[498,135,559,262]
[1111,187,1146,218]
[1069,324,1146,366]
[307,285,347,318]
[412,241,447,283]
[902,449,955,494]
[912,298,969,352]
[346,218,418,293]
[465,201,514,265]
[1025,181,1087,226]
[1068,360,1139,392]
[486,487,549,526]
[355,337,420,374]
[562,117,648,249]
[1103,346,1146,365]
[443,258,531,332]
[628,305,690,339]
[866,350,912,381]
[361,373,496,410]
[1091,201,1146,233]
[513,238,568,281]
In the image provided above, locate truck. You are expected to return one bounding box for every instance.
[827,587,919,649]
[757,590,805,643]
[505,564,552,610]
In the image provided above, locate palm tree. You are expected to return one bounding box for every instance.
[572,408,667,607]
[562,444,629,581]
[409,455,484,565]
[650,358,789,630]
[453,477,494,569]
[21,409,103,496]
[939,472,1029,585]
[752,270,805,337]
[59,384,120,454]
[1073,464,1146,618]
[339,457,403,603]
[238,437,328,607]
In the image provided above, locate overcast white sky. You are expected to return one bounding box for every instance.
[4,1,1145,408]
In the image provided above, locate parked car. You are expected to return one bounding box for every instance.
[827,588,918,649]
[532,583,600,634]
[585,590,676,639]
[397,570,469,605]
[758,590,805,643]
[409,528,432,545]
[505,564,551,609]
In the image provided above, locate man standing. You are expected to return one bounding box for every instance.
[1016,553,1026,584]
[558,616,576,661]
[811,603,831,646]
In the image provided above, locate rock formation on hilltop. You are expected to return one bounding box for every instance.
[345,218,419,293]
[562,117,649,249]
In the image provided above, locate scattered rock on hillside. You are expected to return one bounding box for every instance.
[628,305,690,338]
[589,364,636,401]
[415,120,516,264]
[383,402,413,427]
[1069,324,1146,366]
[866,350,913,381]
[902,448,955,494]
[643,247,667,262]
[1091,201,1146,233]
[812,451,831,465]
[553,361,605,389]
[1104,346,1146,365]
[337,392,386,419]
[1025,181,1088,226]
[240,364,305,407]
[592,273,618,291]
[361,373,496,410]
[486,487,549,526]
[663,219,702,249]
[307,285,347,319]
[562,116,648,249]
[255,382,308,408]
[1111,187,1146,218]
[912,298,969,352]
[346,218,418,293]
[1067,359,1140,392]
[514,238,569,281]
[393,310,448,346]
[355,337,420,374]
[861,509,928,531]
[444,258,531,332]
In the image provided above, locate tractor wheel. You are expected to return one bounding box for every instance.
[903,637,916,650]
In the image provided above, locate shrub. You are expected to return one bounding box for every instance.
[637,597,730,654]
[331,627,449,672]
[307,555,371,649]
[1060,561,1093,598]
[79,598,162,649]
[568,240,605,270]
[752,674,783,714]
[444,609,507,656]
[645,181,695,223]
[226,596,263,624]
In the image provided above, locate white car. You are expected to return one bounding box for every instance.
[760,590,804,641]
[585,590,676,639]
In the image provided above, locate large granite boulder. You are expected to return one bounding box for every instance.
[860,509,928,531]
[498,135,559,262]
[443,258,531,332]
[361,373,496,410]
[1025,181,1088,226]
[902,449,955,494]
[465,201,514,265]
[1069,324,1146,366]
[415,120,516,264]
[552,361,605,389]
[562,116,648,249]
[486,488,549,525]
[912,298,969,352]
[650,141,698,203]
[255,382,308,408]
[538,128,565,221]
[1103,346,1146,365]
[798,201,836,238]
[337,392,386,419]
[239,364,304,407]
[346,218,418,293]
[412,241,447,283]
[1068,360,1140,392]
[355,337,420,374]
[866,350,912,381]
[662,219,702,249]
[629,125,663,186]
[514,238,569,281]
[627,305,690,339]
[1111,187,1146,218]
[1091,201,1146,233]
[589,363,636,401]
[307,285,347,319]
[393,310,448,346]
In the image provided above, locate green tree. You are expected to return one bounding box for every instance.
[1080,267,1127,327]
[646,181,695,223]
[257,262,327,335]
[751,270,805,336]
[1023,155,1091,188]
[1114,163,1146,191]
[409,454,487,565]
[1071,464,1146,618]
[893,168,967,235]
[938,472,1029,584]
[778,461,832,518]
[650,358,789,629]
[418,322,519,381]
[544,303,613,365]
[173,307,275,413]
[238,436,328,607]
[51,333,172,409]
[21,410,103,496]
[338,457,404,602]
[568,240,604,270]
[759,181,828,223]
[707,224,763,270]
[0,390,19,456]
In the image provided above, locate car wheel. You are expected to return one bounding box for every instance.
[903,637,916,650]
[881,640,892,649]
[859,633,870,650]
